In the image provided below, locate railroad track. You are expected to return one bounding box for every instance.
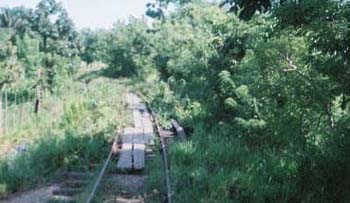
[46,92,186,203]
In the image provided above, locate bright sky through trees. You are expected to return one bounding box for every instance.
[0,0,151,29]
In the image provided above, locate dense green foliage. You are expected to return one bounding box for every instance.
[1,0,350,202]
[0,0,128,198]
[0,0,80,94]
[0,75,128,196]
[103,1,350,202]
[79,29,109,66]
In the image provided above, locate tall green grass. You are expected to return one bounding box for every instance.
[0,68,129,197]
[147,122,300,203]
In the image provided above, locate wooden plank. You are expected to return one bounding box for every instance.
[131,94,141,105]
[133,127,146,170]
[126,93,146,110]
[126,93,132,106]
[129,93,141,105]
[133,143,145,170]
[142,112,154,144]
[123,128,134,139]
[116,143,133,170]
[143,132,153,145]
[61,180,87,188]
[143,117,153,126]
[117,128,134,170]
[119,128,133,142]
[52,188,81,196]
[143,124,154,133]
[119,93,156,171]
[133,131,145,144]
[66,172,91,180]
[159,130,175,138]
[170,119,186,140]
[129,103,146,111]
[135,103,147,110]
[133,111,142,128]
[134,121,154,144]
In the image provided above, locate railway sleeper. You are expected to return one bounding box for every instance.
[52,188,82,196]
[66,172,93,180]
[61,180,88,188]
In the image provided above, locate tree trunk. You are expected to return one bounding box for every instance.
[34,86,40,114]
[43,36,47,52]
[19,96,23,128]
[4,89,7,133]
[34,69,42,115]
[0,89,3,135]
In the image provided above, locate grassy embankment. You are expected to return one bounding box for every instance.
[0,65,130,198]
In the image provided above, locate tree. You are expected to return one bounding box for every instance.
[0,29,22,89]
[146,0,197,20]
[30,0,78,112]
[105,19,154,78]
[0,28,23,133]
[31,0,76,52]
[79,29,106,66]
[273,0,335,27]
[220,0,271,20]
[129,1,350,202]
[0,7,33,37]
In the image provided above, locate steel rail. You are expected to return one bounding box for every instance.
[85,133,119,203]
[85,99,172,203]
[148,106,172,203]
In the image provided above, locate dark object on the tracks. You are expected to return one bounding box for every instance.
[61,180,88,188]
[159,130,175,137]
[66,172,92,180]
[170,119,186,140]
[52,188,82,196]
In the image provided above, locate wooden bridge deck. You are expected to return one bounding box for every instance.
[116,93,154,171]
